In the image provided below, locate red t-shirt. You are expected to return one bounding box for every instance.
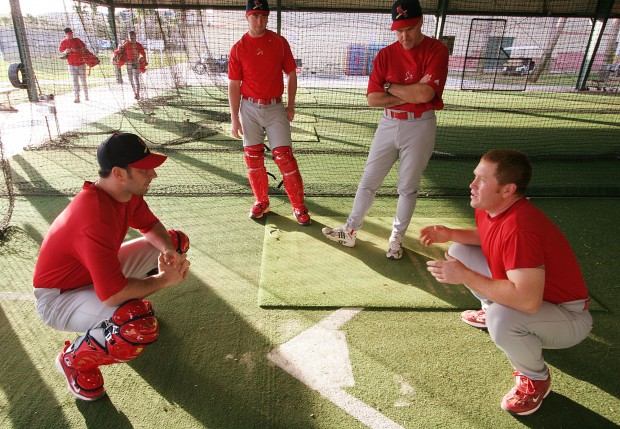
[367,36,449,115]
[228,29,297,99]
[120,40,146,63]
[475,198,588,304]
[33,182,159,301]
[59,37,87,66]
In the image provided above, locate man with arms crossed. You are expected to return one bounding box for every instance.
[228,0,311,225]
[33,132,191,401]
[322,0,448,259]
[421,149,592,415]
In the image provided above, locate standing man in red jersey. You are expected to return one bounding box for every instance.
[322,0,449,259]
[59,27,89,103]
[227,0,311,225]
[421,150,592,416]
[114,30,148,100]
[33,132,191,401]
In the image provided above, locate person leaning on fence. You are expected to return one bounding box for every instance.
[113,31,148,100]
[227,0,311,225]
[32,132,191,401]
[322,0,449,260]
[58,27,89,103]
[420,149,592,416]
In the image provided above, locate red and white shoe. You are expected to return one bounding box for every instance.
[294,206,311,226]
[501,371,551,415]
[460,309,487,329]
[249,201,270,219]
[55,341,106,401]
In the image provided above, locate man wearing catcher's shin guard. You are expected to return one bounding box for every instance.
[227,0,311,225]
[33,132,191,401]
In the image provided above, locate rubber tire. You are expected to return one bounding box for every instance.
[8,63,27,89]
[193,61,207,75]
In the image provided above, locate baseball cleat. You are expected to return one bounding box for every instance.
[322,224,356,247]
[460,309,487,329]
[501,371,551,416]
[249,201,270,219]
[56,341,106,401]
[294,207,311,226]
[386,233,403,260]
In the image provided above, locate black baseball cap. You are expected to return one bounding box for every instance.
[391,0,422,31]
[97,132,167,170]
[246,0,269,16]
[64,27,73,33]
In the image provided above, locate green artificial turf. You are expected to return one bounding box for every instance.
[0,195,619,428]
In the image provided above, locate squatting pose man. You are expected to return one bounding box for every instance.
[33,132,191,401]
[323,0,449,259]
[227,0,311,225]
[421,149,592,416]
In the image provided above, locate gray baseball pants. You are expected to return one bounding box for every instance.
[347,110,436,237]
[448,243,592,380]
[34,237,159,346]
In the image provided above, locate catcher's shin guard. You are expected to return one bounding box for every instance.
[244,144,269,203]
[62,299,159,371]
[168,229,190,254]
[272,146,306,209]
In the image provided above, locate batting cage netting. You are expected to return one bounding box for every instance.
[1,0,619,230]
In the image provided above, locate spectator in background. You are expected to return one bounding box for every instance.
[59,27,88,103]
[114,31,148,100]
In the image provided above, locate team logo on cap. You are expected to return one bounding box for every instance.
[396,6,408,19]
[253,0,264,10]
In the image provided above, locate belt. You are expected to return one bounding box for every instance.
[385,109,424,120]
[243,96,282,105]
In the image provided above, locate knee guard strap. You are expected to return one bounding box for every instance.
[272,146,305,209]
[244,145,269,202]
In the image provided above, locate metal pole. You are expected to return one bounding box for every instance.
[9,0,39,102]
[107,3,123,84]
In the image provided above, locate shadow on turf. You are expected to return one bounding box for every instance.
[511,391,619,428]
[263,211,479,310]
[0,306,68,428]
[122,271,319,429]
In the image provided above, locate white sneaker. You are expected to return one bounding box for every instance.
[386,233,403,260]
[322,224,356,247]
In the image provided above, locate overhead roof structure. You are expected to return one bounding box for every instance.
[89,0,619,18]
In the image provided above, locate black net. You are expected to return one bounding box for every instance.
[1,2,619,215]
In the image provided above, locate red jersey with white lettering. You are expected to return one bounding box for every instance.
[33,182,159,301]
[228,29,297,99]
[368,36,449,115]
[475,198,589,304]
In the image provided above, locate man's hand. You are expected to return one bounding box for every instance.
[157,252,190,285]
[420,225,451,246]
[426,253,466,284]
[231,116,243,139]
[286,105,295,122]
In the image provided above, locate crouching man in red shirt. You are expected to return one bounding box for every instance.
[421,149,592,416]
[33,132,191,401]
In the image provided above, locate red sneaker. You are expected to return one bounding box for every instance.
[55,341,106,401]
[250,201,270,219]
[460,309,486,329]
[501,371,551,416]
[294,207,311,226]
